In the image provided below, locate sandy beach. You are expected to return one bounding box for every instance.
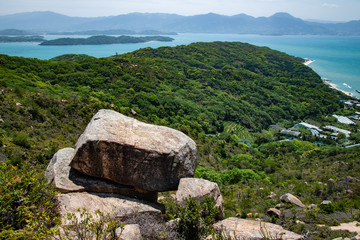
[323,79,354,97]
[303,59,314,65]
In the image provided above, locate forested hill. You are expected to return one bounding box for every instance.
[2,41,359,239]
[40,35,174,45]
[0,41,342,161]
[119,42,341,130]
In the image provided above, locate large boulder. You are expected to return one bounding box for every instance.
[213,217,303,240]
[280,193,305,208]
[176,178,225,220]
[55,192,164,225]
[45,148,157,202]
[70,109,197,192]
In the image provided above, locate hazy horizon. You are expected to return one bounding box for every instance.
[0,0,359,22]
[0,10,355,23]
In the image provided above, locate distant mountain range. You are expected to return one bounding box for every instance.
[0,11,359,35]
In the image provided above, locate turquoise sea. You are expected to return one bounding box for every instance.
[0,33,359,98]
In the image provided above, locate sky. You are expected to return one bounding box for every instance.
[0,0,359,21]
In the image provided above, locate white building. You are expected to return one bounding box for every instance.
[333,115,356,125]
[323,126,351,138]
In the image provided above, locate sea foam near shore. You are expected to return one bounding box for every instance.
[322,78,354,97]
[303,58,314,66]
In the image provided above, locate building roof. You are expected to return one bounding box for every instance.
[333,115,356,125]
[324,125,351,137]
[296,122,322,132]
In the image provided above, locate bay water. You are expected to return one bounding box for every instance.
[0,33,359,98]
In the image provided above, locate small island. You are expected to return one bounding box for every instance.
[40,35,174,46]
[0,36,44,42]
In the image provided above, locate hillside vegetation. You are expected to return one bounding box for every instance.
[0,42,359,239]
[40,35,174,45]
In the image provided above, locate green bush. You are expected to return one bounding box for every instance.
[222,168,261,184]
[0,161,58,239]
[52,208,124,240]
[176,197,218,240]
[320,203,335,214]
[195,166,263,185]
[12,133,31,148]
[195,166,223,185]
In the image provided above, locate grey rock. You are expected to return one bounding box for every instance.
[165,218,180,230]
[55,192,164,225]
[176,178,224,220]
[213,217,303,240]
[346,190,354,194]
[307,204,318,210]
[328,178,336,185]
[343,176,359,183]
[267,208,281,218]
[321,200,332,205]
[158,194,176,202]
[275,203,284,209]
[267,192,277,199]
[130,109,137,115]
[116,224,142,240]
[280,193,305,208]
[45,148,157,202]
[70,109,197,192]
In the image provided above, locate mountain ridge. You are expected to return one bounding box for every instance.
[0,11,359,35]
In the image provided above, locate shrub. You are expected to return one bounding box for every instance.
[12,133,31,148]
[222,168,261,184]
[320,203,335,214]
[176,197,218,240]
[195,166,223,185]
[162,196,218,240]
[0,161,58,239]
[52,208,123,240]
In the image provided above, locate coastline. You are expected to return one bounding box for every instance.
[304,57,358,99]
[303,59,314,66]
[322,78,355,97]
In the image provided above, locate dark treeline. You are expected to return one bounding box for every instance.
[40,35,174,45]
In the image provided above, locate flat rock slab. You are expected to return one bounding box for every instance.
[55,192,164,225]
[330,221,360,235]
[176,178,224,220]
[70,109,197,192]
[45,148,157,202]
[213,217,303,240]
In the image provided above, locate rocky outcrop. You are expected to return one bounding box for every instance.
[70,109,197,192]
[117,224,142,240]
[55,192,163,225]
[45,148,157,202]
[56,223,142,239]
[307,204,317,210]
[213,217,303,240]
[176,178,225,220]
[45,109,199,235]
[330,221,360,236]
[280,193,305,208]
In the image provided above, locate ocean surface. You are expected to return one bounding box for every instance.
[0,33,359,98]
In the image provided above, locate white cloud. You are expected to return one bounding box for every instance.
[322,3,339,8]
